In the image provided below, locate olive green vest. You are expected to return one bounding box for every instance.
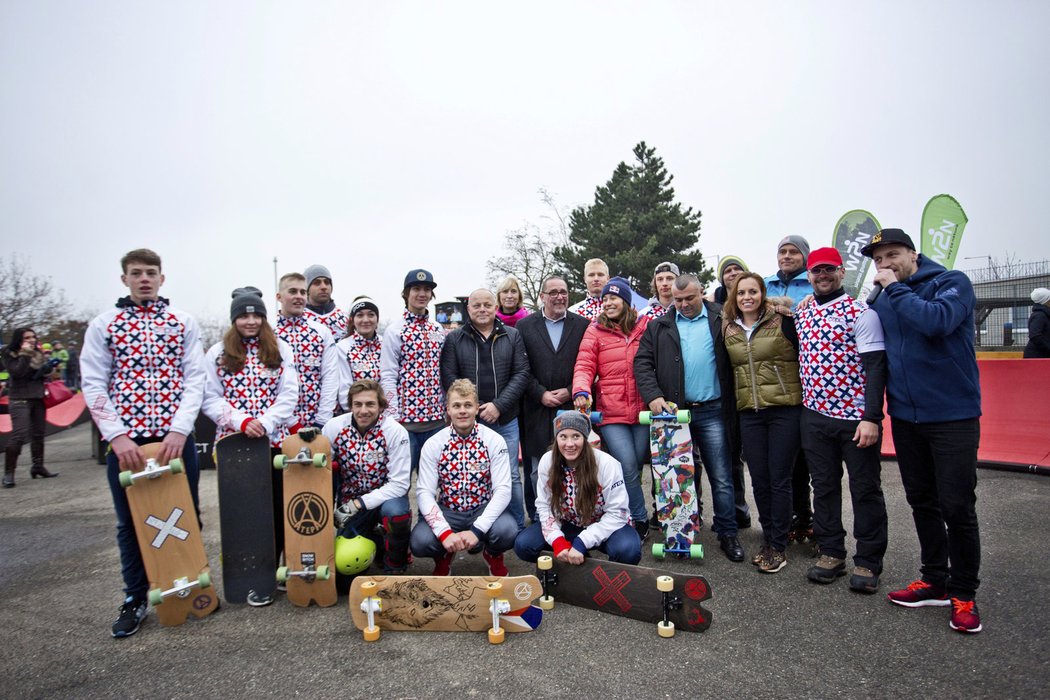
[723,311,802,411]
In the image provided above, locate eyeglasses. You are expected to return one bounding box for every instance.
[544,290,569,297]
[810,265,840,275]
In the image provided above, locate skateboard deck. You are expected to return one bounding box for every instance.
[215,433,276,604]
[535,556,712,635]
[641,410,703,559]
[120,443,219,625]
[348,575,543,643]
[274,428,337,608]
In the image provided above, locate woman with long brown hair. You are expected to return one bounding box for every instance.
[572,277,652,537]
[722,272,802,574]
[513,411,640,564]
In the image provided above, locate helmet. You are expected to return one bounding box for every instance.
[335,535,376,576]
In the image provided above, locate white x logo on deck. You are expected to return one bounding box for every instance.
[146,508,189,548]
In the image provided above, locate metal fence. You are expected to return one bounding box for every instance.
[960,261,1050,348]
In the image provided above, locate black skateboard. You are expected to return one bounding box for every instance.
[215,433,276,604]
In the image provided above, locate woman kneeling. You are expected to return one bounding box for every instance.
[514,412,641,565]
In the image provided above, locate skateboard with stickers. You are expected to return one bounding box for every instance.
[640,408,703,560]
[215,433,276,604]
[535,556,712,636]
[348,574,543,644]
[119,442,219,625]
[273,427,337,607]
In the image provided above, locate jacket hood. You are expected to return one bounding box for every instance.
[905,254,948,286]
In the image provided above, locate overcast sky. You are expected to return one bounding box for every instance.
[2,1,1047,327]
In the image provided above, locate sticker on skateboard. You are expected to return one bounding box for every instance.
[641,408,703,559]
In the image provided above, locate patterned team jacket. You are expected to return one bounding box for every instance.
[322,413,410,510]
[379,310,446,423]
[274,313,338,439]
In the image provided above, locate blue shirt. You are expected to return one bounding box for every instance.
[543,312,565,349]
[676,306,720,403]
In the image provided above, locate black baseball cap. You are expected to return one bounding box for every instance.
[403,269,437,290]
[861,228,916,258]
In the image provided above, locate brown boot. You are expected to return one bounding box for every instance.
[30,465,59,479]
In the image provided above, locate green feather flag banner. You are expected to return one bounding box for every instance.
[831,209,881,298]
[920,194,968,270]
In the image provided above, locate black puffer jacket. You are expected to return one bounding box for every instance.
[439,318,531,424]
[4,349,50,400]
[1024,304,1050,358]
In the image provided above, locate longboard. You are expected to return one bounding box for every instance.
[641,409,703,559]
[215,433,276,604]
[348,574,543,644]
[274,428,337,607]
[120,443,219,625]
[535,556,712,636]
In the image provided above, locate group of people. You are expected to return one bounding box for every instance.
[32,230,992,639]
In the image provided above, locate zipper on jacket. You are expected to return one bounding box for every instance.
[745,339,761,411]
[773,364,787,395]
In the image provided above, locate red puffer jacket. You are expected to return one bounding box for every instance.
[572,316,650,425]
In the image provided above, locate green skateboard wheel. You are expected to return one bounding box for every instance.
[676,410,691,423]
[198,571,211,589]
[652,543,665,558]
[273,455,287,470]
[689,544,704,558]
[316,565,331,580]
[311,453,327,468]
[148,588,163,606]
[118,471,134,488]
[168,458,184,474]
[276,566,289,583]
[639,411,653,425]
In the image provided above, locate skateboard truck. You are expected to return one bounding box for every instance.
[359,581,383,642]
[486,582,509,644]
[536,555,557,610]
[277,553,331,583]
[273,447,327,469]
[148,572,211,606]
[657,575,681,638]
[118,458,185,488]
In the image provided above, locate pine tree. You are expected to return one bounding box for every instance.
[554,142,708,301]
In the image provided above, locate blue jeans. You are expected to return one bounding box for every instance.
[688,400,738,538]
[514,522,641,564]
[599,423,649,524]
[106,436,201,598]
[481,417,525,531]
[409,504,519,557]
[406,425,444,472]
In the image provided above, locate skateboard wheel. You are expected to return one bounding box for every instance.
[198,572,212,589]
[486,582,503,598]
[652,543,665,558]
[148,589,164,606]
[657,621,675,638]
[675,410,691,423]
[168,458,184,474]
[272,455,287,470]
[656,575,674,593]
[316,565,331,580]
[638,411,652,425]
[539,596,554,610]
[363,626,381,643]
[276,566,289,583]
[590,411,602,423]
[118,471,134,488]
[311,454,327,468]
[361,580,378,595]
[488,627,505,644]
[689,544,704,559]
[537,555,553,571]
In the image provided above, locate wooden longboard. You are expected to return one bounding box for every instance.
[348,575,543,634]
[121,443,219,625]
[535,557,712,633]
[215,433,276,604]
[275,429,337,608]
[642,411,702,559]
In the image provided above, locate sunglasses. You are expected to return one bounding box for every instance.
[810,265,840,275]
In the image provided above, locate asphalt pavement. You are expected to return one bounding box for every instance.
[1,423,1048,699]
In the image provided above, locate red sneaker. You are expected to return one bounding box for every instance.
[887,580,950,608]
[949,598,983,634]
[432,553,453,576]
[483,551,509,577]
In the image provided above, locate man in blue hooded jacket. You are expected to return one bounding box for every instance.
[863,228,983,634]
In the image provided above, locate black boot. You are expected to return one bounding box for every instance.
[3,452,15,488]
[30,465,59,479]
[2,470,14,488]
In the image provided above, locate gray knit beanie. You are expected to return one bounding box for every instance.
[553,411,591,438]
[230,286,266,322]
[305,264,333,290]
[777,235,811,263]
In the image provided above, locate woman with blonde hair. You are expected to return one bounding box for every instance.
[495,276,528,327]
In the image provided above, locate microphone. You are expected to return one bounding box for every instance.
[866,283,883,305]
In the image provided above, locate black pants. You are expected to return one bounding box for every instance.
[739,405,800,551]
[892,417,981,599]
[726,414,751,520]
[801,409,888,571]
[5,398,46,472]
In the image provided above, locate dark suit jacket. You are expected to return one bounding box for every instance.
[516,310,590,461]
